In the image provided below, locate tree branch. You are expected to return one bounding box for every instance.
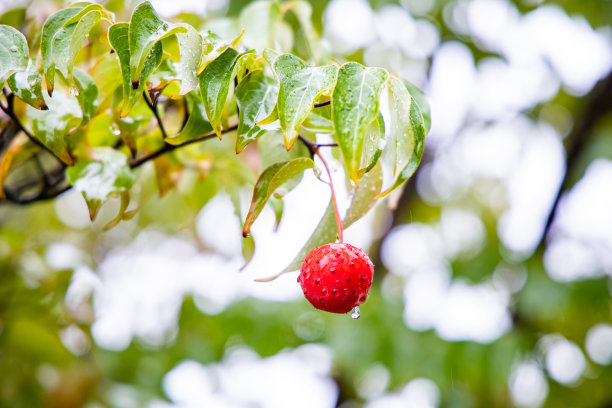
[142,90,168,141]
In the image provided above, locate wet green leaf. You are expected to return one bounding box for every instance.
[51,10,102,87]
[7,61,47,110]
[283,1,319,60]
[243,157,315,236]
[272,54,337,149]
[128,1,187,86]
[175,24,202,95]
[344,161,382,228]
[301,110,334,133]
[72,68,98,126]
[199,47,256,137]
[359,112,385,176]
[235,70,279,153]
[108,22,162,117]
[377,77,426,198]
[66,147,136,219]
[0,25,28,89]
[404,80,431,134]
[257,130,310,170]
[29,92,82,165]
[332,62,387,184]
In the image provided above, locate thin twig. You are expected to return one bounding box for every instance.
[314,100,331,108]
[142,90,168,140]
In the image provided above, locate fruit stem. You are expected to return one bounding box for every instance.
[312,146,344,243]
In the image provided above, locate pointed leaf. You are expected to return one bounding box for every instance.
[272,54,337,149]
[0,25,28,88]
[199,47,256,137]
[332,62,387,184]
[235,70,279,152]
[72,68,98,126]
[377,77,426,198]
[7,61,47,110]
[283,199,337,272]
[175,24,202,95]
[109,22,162,117]
[359,112,385,176]
[29,92,82,165]
[165,97,213,145]
[404,80,431,134]
[66,147,136,219]
[41,7,83,94]
[243,157,314,236]
[128,1,187,85]
[103,190,131,231]
[343,161,382,228]
[52,10,102,86]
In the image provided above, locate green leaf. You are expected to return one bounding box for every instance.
[332,62,388,184]
[404,80,431,134]
[359,112,385,175]
[175,24,202,95]
[72,68,98,126]
[283,1,319,60]
[0,25,29,89]
[272,54,338,149]
[283,199,337,272]
[89,52,122,110]
[128,1,187,86]
[199,47,256,137]
[7,61,47,110]
[239,0,282,53]
[243,157,315,236]
[66,147,136,219]
[52,10,102,87]
[165,96,214,146]
[377,77,426,198]
[29,92,83,165]
[41,4,107,94]
[235,70,279,153]
[108,22,162,117]
[343,161,383,228]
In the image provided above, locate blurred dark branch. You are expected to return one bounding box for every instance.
[143,90,168,141]
[538,69,612,249]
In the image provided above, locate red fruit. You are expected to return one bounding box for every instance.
[298,243,374,314]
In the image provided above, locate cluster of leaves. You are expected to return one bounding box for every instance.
[0,0,428,270]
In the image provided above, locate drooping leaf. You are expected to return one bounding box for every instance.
[89,52,122,110]
[377,77,426,198]
[268,195,284,231]
[0,25,28,88]
[343,161,383,229]
[128,1,187,86]
[235,70,279,153]
[332,62,387,184]
[51,9,102,87]
[165,97,213,146]
[404,80,431,134]
[108,22,163,117]
[199,47,256,137]
[72,68,98,126]
[29,92,83,165]
[243,157,315,236]
[283,199,337,272]
[0,133,32,199]
[102,190,131,231]
[175,24,202,95]
[197,30,245,74]
[41,4,109,94]
[66,147,136,219]
[7,61,47,110]
[272,54,337,149]
[359,112,385,176]
[239,0,282,53]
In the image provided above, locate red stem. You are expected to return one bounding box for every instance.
[313,146,343,243]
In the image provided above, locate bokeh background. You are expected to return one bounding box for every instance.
[1,0,612,407]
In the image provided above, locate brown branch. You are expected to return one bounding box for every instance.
[314,100,330,108]
[537,69,612,249]
[142,90,168,141]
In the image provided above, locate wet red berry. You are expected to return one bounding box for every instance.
[298,243,374,314]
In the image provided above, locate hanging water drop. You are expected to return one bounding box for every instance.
[350,306,360,319]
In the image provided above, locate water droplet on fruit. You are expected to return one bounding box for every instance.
[332,289,337,294]
[351,306,360,319]
[330,267,336,273]
[315,278,320,284]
